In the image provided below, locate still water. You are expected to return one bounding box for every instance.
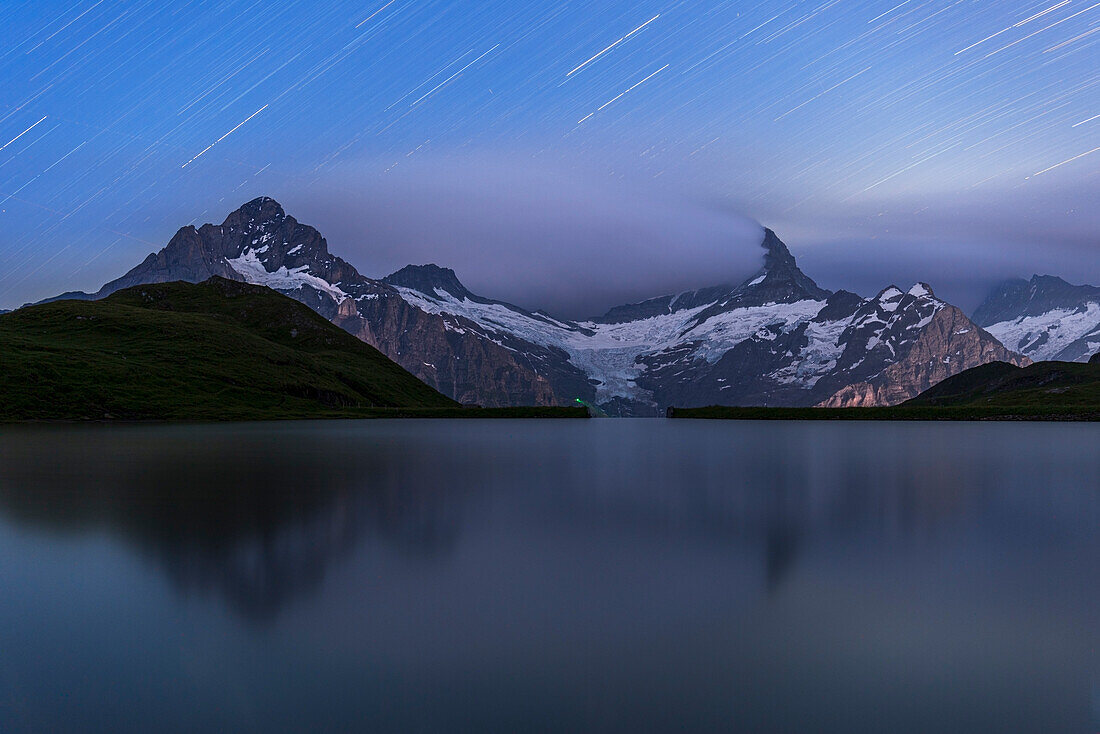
[0,419,1096,733]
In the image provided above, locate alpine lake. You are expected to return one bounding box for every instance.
[0,418,1097,733]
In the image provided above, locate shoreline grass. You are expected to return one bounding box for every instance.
[665,405,1100,421]
[0,405,590,425]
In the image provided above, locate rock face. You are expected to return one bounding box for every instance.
[818,301,1031,407]
[39,197,1030,411]
[619,280,1028,410]
[39,197,591,407]
[974,275,1100,363]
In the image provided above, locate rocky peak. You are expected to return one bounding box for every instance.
[906,282,937,300]
[54,197,366,305]
[222,196,287,232]
[200,197,341,270]
[838,283,946,360]
[760,228,801,275]
[594,229,829,325]
[876,285,905,309]
[812,289,864,323]
[677,230,832,329]
[208,199,358,285]
[870,282,940,311]
[820,303,1030,408]
[383,264,472,300]
[742,228,831,302]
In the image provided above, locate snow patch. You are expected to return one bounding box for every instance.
[226,250,349,303]
[986,302,1100,362]
[394,282,827,403]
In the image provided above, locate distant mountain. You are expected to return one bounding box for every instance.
[973,275,1100,363]
[36,197,1028,412]
[384,228,1024,411]
[1,277,456,420]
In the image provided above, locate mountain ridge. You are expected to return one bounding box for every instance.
[32,197,1029,412]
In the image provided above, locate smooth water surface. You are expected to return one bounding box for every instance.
[0,419,1097,733]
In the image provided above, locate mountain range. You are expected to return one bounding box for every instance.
[38,196,1083,413]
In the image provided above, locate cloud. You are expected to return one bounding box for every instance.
[743,170,1100,313]
[283,154,765,319]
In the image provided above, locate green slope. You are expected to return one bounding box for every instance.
[669,358,1100,421]
[903,359,1100,410]
[0,277,459,420]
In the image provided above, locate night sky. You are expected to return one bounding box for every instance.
[1,1,1098,316]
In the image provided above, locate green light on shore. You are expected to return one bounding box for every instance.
[575,398,583,403]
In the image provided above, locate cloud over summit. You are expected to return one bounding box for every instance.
[289,155,766,319]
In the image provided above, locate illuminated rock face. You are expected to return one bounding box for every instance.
[39,197,1028,411]
[817,303,1031,408]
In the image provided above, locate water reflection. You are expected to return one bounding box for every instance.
[0,424,471,620]
[0,420,1097,732]
[1,420,1096,623]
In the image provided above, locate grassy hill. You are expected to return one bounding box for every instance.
[902,359,1100,412]
[0,277,462,421]
[668,357,1100,421]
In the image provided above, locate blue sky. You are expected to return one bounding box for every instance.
[1,0,1098,314]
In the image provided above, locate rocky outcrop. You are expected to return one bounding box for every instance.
[819,305,1031,407]
[333,292,588,406]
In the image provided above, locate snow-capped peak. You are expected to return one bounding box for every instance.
[907,282,933,299]
[876,286,904,311]
[878,286,904,301]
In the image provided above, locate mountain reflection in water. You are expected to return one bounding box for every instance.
[0,420,1096,733]
[0,424,477,620]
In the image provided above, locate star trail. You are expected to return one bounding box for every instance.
[0,0,1098,311]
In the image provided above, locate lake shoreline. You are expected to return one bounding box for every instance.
[0,405,591,424]
[666,405,1100,421]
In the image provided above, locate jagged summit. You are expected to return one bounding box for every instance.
[383,264,471,299]
[908,282,936,298]
[238,195,284,218]
[595,228,829,325]
[739,228,830,302]
[869,282,940,309]
[218,196,288,234]
[38,197,362,308]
